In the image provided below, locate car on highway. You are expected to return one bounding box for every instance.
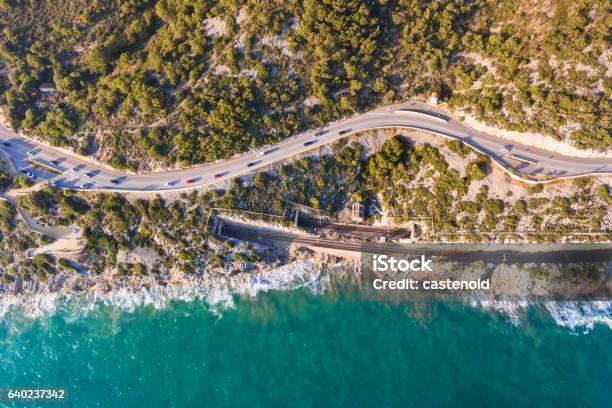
[110,178,122,185]
[303,140,317,147]
[185,178,196,184]
[257,148,278,157]
[166,181,175,187]
[1,141,10,147]
[71,166,80,173]
[81,183,95,189]
[313,129,329,137]
[213,173,223,179]
[501,145,512,153]
[85,171,96,178]
[338,128,352,135]
[26,150,35,156]
[51,159,62,165]
[247,160,261,167]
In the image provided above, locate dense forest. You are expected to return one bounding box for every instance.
[0,0,609,170]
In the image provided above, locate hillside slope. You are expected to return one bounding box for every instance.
[0,0,609,171]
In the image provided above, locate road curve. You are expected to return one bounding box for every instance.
[0,101,610,192]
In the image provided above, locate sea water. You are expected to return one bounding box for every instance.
[0,271,610,407]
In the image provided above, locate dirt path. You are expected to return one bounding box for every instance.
[0,191,85,257]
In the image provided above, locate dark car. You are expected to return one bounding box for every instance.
[110,178,122,185]
[247,162,257,167]
[85,172,95,178]
[303,140,317,147]
[51,159,62,165]
[313,129,329,137]
[19,168,35,179]
[338,128,352,135]
[1,141,10,147]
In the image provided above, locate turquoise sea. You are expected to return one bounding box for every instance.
[0,280,610,407]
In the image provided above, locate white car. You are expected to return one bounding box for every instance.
[257,151,265,157]
[26,150,35,156]
[501,145,512,153]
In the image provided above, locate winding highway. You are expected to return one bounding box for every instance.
[0,101,610,192]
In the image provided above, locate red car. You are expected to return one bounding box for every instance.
[185,178,196,184]
[213,173,223,179]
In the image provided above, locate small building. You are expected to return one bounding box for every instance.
[428,91,439,106]
[38,83,56,93]
[350,202,365,222]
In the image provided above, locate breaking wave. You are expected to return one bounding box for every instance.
[544,301,612,333]
[1,260,611,334]
[472,300,612,333]
[0,259,328,320]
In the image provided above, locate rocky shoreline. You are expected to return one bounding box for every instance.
[1,249,611,335]
[0,249,353,315]
[1,249,609,305]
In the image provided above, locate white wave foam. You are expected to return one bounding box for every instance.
[0,259,326,320]
[468,300,612,333]
[544,301,612,333]
[469,300,530,324]
[1,261,611,334]
[0,292,64,319]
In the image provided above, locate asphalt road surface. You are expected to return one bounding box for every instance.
[1,101,610,192]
